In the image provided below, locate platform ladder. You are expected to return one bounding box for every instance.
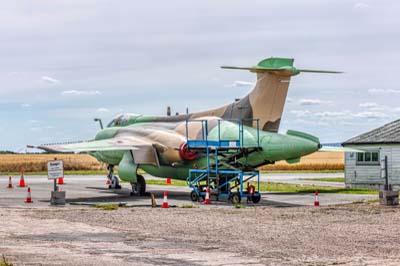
[185,119,262,204]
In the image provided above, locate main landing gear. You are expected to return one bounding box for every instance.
[107,165,121,189]
[107,165,146,196]
[130,175,146,196]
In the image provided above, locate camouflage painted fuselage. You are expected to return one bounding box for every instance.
[90,115,319,183]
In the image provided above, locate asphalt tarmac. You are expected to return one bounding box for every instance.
[0,174,375,208]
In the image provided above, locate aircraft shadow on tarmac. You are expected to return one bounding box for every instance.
[43,186,303,208]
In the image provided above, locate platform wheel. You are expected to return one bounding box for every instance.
[190,191,199,202]
[251,194,261,204]
[231,193,241,205]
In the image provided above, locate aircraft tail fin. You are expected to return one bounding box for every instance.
[192,57,341,132]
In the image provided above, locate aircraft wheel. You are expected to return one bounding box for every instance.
[130,175,146,196]
[190,191,199,202]
[111,176,122,189]
[231,193,241,205]
[251,194,261,204]
[137,175,146,196]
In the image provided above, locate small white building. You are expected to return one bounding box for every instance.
[342,119,400,190]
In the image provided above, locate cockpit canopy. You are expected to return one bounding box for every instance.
[107,113,142,127]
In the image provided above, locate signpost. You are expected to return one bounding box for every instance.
[47,159,66,205]
[48,160,64,192]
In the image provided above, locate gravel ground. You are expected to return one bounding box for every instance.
[1,204,400,266]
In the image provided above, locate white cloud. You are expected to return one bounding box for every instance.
[290,110,311,117]
[41,76,60,84]
[291,108,391,122]
[299,98,333,106]
[359,102,378,108]
[354,2,370,9]
[358,102,389,112]
[61,90,102,96]
[29,125,54,132]
[21,103,31,108]
[353,111,387,119]
[315,111,348,117]
[96,107,110,113]
[229,81,254,87]
[368,88,400,94]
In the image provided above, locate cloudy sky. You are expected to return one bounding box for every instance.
[1,0,399,151]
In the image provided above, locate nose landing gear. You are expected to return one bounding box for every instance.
[107,165,122,189]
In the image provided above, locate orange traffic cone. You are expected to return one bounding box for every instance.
[162,191,169,208]
[25,187,33,203]
[203,187,211,204]
[57,177,64,185]
[7,176,13,189]
[314,191,320,207]
[166,178,172,185]
[19,171,26,187]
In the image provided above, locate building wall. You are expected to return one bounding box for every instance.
[345,144,400,190]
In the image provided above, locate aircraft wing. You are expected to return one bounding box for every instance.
[34,136,149,153]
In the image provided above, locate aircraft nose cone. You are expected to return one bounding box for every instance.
[260,133,320,161]
[290,137,320,156]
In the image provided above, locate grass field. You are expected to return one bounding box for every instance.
[146,179,376,194]
[0,151,344,174]
[254,182,375,194]
[300,177,345,183]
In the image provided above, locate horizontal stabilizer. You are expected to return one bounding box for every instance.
[298,69,343,74]
[222,57,342,76]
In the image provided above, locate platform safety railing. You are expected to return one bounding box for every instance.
[185,118,260,149]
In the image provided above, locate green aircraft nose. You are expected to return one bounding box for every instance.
[261,133,320,162]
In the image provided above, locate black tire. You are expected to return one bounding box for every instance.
[251,194,261,204]
[111,176,122,189]
[231,193,241,204]
[137,175,146,196]
[190,191,199,202]
[131,175,146,196]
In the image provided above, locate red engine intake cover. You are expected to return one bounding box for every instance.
[179,143,198,161]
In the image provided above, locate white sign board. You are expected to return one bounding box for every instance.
[47,160,64,180]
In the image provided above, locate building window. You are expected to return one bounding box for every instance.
[356,151,380,165]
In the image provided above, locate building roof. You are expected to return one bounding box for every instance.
[343,119,400,145]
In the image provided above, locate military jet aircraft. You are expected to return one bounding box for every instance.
[35,57,341,196]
